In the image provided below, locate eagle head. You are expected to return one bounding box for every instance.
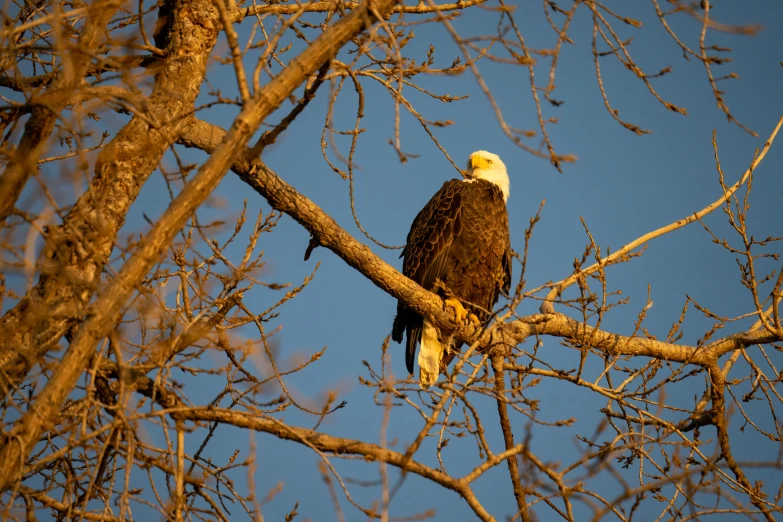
[465,150,510,202]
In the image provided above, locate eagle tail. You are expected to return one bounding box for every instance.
[417,319,443,389]
[394,306,421,376]
[392,311,405,344]
[405,325,420,376]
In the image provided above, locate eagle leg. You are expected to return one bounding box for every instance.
[467,313,481,327]
[444,296,469,326]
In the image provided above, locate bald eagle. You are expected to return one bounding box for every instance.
[392,150,512,387]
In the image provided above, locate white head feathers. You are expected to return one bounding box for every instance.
[465,150,510,202]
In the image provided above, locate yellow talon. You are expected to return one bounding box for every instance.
[445,296,469,325]
[468,313,480,327]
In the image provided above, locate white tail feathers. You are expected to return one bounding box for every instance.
[418,319,444,389]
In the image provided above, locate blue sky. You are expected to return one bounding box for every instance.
[138,1,783,520]
[16,0,783,520]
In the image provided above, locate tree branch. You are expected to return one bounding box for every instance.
[540,115,783,313]
[179,118,783,368]
[172,408,496,521]
[708,365,776,521]
[0,0,224,394]
[0,0,401,492]
[0,0,121,225]
[236,0,490,20]
[491,354,530,522]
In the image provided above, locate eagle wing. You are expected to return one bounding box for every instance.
[392,180,465,374]
[436,184,511,371]
[392,178,511,377]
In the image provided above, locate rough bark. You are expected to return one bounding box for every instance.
[179,118,781,367]
[708,365,776,522]
[0,0,120,225]
[0,0,222,394]
[0,0,400,492]
[492,354,530,522]
[175,408,495,522]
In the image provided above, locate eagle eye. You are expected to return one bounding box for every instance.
[487,159,493,165]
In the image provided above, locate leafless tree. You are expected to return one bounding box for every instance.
[0,0,781,520]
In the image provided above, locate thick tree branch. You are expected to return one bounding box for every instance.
[236,0,489,20]
[0,0,121,225]
[3,2,779,520]
[491,354,530,522]
[0,0,223,394]
[19,486,120,522]
[0,0,401,492]
[179,117,458,335]
[173,408,495,521]
[179,118,783,368]
[708,365,776,521]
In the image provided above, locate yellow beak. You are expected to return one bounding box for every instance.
[471,156,487,170]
